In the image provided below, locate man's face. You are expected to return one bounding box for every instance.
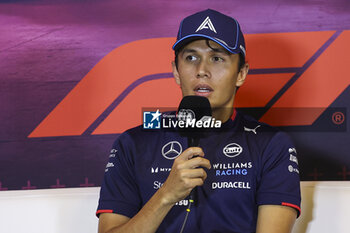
[172,39,247,111]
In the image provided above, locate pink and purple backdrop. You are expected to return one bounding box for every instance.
[1,0,350,190]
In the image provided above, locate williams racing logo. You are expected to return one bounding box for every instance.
[213,162,253,176]
[143,109,222,130]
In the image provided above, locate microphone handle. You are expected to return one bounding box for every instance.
[187,137,200,205]
[187,137,200,147]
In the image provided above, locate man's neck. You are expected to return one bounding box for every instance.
[212,107,234,123]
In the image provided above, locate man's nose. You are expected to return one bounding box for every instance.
[196,60,211,78]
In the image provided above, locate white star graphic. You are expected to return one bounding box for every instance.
[151,109,161,122]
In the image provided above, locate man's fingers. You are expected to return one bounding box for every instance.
[188,178,206,188]
[177,147,204,161]
[182,168,208,180]
[175,157,211,170]
[187,157,211,169]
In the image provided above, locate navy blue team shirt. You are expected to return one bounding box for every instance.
[97,110,301,232]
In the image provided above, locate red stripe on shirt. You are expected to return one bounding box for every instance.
[96,209,114,215]
[282,202,301,213]
[231,108,237,121]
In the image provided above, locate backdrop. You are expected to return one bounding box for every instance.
[0,0,349,190]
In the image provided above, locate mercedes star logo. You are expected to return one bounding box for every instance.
[161,141,183,160]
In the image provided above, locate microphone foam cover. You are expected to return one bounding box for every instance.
[177,96,212,138]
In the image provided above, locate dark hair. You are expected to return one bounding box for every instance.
[174,39,246,71]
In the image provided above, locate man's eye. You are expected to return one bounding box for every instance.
[186,55,197,61]
[212,56,224,62]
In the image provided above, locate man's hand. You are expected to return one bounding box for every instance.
[158,147,211,205]
[98,147,211,233]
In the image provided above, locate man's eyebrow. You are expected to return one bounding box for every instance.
[210,47,231,55]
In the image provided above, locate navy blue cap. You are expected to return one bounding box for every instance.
[173,9,246,57]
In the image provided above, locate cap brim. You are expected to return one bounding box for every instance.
[172,34,240,54]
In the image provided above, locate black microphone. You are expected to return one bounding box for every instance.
[177,95,212,146]
[177,96,212,204]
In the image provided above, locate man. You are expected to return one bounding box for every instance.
[97,9,301,233]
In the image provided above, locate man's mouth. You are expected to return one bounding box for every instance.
[194,84,213,96]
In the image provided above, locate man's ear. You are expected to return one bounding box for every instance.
[236,63,249,87]
[172,61,181,85]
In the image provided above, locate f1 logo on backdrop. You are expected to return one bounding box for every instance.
[28,31,350,138]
